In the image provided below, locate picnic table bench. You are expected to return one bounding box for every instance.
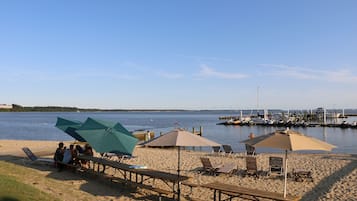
[56,161,79,172]
[77,155,190,200]
[202,182,300,201]
[126,182,174,201]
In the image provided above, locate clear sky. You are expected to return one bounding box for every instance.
[1,1,356,110]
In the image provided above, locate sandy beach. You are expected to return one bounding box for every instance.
[0,140,356,201]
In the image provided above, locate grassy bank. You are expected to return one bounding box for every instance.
[0,174,54,201]
[0,160,92,201]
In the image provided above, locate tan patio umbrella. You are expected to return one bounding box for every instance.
[241,129,336,198]
[143,128,221,201]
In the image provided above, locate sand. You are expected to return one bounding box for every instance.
[0,140,356,201]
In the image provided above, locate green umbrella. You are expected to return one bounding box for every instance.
[55,117,85,142]
[76,118,138,156]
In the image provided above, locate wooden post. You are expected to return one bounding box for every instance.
[191,127,196,150]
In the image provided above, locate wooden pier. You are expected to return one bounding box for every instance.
[217,121,357,129]
[192,126,203,136]
[139,126,203,142]
[218,109,357,129]
[132,130,155,141]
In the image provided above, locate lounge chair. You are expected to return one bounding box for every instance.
[268,156,283,175]
[245,144,256,156]
[211,146,222,156]
[245,156,258,177]
[200,157,237,176]
[22,147,54,164]
[216,163,237,176]
[222,144,237,157]
[200,157,222,175]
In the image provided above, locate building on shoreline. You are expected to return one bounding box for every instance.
[0,104,13,109]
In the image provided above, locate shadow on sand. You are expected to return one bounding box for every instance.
[300,154,357,201]
[0,155,171,200]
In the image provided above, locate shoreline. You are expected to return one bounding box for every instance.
[1,140,356,200]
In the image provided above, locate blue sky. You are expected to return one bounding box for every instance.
[1,1,356,110]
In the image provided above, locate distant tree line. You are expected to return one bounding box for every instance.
[0,104,81,112]
[0,104,186,112]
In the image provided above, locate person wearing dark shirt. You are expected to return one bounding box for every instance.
[53,142,64,170]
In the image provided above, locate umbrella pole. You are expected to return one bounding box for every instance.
[284,150,288,198]
[177,146,181,201]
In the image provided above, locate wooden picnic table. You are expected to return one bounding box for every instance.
[78,155,189,181]
[201,181,300,201]
[77,154,190,197]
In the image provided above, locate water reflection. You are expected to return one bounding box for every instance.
[323,127,327,142]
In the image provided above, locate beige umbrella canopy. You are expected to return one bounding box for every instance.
[242,129,336,151]
[143,128,221,201]
[241,129,336,198]
[144,128,221,147]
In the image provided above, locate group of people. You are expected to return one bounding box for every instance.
[53,142,93,170]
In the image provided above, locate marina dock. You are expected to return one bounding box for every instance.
[218,108,357,129]
[217,120,357,129]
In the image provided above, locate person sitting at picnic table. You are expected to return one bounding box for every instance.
[81,144,93,169]
[53,142,64,167]
[62,146,72,164]
[70,144,79,165]
[84,144,93,156]
[75,144,84,154]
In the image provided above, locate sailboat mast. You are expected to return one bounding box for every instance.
[257,86,260,109]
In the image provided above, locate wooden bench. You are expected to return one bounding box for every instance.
[56,161,79,172]
[149,187,174,201]
[102,174,123,183]
[181,181,204,201]
[220,190,294,201]
[189,197,206,201]
[221,188,300,201]
[100,176,173,200]
[202,182,301,201]
[182,181,200,194]
[126,182,174,201]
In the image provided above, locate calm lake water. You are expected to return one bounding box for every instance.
[0,111,356,154]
